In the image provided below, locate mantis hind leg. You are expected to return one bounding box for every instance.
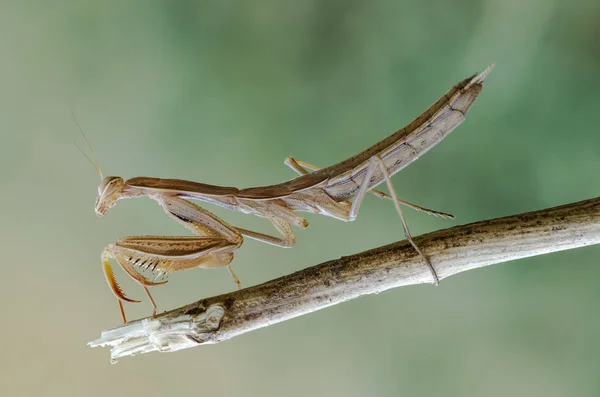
[286,155,441,284]
[350,156,440,285]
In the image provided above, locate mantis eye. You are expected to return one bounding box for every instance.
[96,177,126,216]
[98,176,124,197]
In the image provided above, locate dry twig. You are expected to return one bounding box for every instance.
[89,197,600,362]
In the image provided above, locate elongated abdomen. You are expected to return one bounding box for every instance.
[323,66,490,201]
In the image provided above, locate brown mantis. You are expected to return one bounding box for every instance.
[82,65,493,323]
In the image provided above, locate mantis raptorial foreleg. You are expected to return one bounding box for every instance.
[102,236,237,323]
[102,194,307,322]
[154,195,244,288]
[284,157,454,220]
[102,195,245,323]
[157,196,242,242]
[159,194,298,248]
[86,67,490,322]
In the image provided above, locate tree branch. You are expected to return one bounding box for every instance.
[89,197,600,362]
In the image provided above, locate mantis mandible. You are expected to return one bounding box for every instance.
[83,65,493,323]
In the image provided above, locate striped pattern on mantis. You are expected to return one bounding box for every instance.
[81,65,493,323]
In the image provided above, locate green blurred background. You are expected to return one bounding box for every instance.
[2,1,600,396]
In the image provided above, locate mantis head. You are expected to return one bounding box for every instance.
[95,176,125,216]
[72,110,125,217]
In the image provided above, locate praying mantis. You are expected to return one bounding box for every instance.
[83,64,493,323]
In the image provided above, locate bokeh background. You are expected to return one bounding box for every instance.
[2,1,600,396]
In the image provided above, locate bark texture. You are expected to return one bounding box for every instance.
[89,197,600,362]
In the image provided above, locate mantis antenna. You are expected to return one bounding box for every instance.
[72,108,104,179]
